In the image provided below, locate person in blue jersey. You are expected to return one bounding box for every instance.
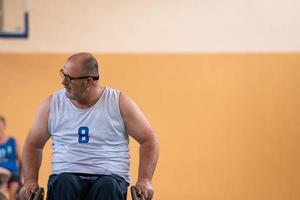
[0,116,22,200]
[20,53,159,200]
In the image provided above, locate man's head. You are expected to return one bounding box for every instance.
[61,52,100,100]
[0,115,6,134]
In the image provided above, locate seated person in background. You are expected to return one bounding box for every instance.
[0,116,22,200]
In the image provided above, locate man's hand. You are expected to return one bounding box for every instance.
[135,179,154,200]
[19,180,39,200]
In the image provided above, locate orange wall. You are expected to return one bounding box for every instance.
[1,54,300,200]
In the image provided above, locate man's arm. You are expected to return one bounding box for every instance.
[119,93,159,200]
[20,96,52,200]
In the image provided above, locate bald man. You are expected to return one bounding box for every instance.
[20,53,159,200]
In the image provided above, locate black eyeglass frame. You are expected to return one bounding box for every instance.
[60,69,99,82]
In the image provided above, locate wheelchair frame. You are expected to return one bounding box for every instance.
[27,186,145,200]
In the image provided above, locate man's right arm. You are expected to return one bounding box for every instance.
[20,96,52,200]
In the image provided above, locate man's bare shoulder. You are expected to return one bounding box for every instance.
[38,95,53,112]
[119,92,137,115]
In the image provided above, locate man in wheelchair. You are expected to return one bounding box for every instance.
[20,53,159,200]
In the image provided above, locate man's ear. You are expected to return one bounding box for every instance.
[86,78,94,87]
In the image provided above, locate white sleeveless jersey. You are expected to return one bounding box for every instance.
[48,87,130,183]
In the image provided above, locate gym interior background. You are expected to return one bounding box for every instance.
[1,1,300,199]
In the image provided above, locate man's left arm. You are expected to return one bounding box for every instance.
[119,93,159,200]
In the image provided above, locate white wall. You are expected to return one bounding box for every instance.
[0,0,299,52]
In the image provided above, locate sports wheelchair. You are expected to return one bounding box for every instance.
[27,187,44,200]
[19,186,143,200]
[131,186,146,200]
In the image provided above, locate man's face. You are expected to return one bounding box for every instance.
[61,61,87,100]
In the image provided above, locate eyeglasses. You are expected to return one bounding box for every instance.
[60,69,99,82]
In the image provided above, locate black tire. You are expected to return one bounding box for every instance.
[130,186,145,200]
[33,187,44,200]
[27,187,44,200]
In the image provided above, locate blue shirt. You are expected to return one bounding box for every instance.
[0,137,19,174]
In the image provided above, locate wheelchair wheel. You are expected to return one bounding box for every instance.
[130,186,145,200]
[28,187,44,200]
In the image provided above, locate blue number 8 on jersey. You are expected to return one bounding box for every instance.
[78,126,89,143]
